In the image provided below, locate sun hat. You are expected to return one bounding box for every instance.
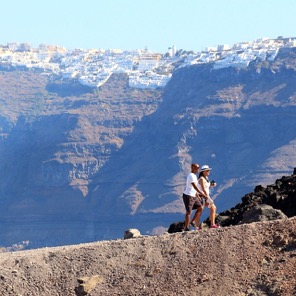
[200,165,212,172]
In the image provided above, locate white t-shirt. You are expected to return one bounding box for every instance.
[183,173,198,197]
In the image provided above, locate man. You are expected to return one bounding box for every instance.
[182,163,204,231]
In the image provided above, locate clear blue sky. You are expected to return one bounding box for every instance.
[1,0,296,53]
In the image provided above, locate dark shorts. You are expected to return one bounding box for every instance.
[182,193,202,212]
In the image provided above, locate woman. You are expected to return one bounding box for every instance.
[197,165,220,229]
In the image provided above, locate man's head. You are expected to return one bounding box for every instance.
[191,163,200,174]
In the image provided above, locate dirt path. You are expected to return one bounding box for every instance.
[0,217,295,296]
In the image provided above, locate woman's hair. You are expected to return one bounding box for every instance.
[198,171,209,181]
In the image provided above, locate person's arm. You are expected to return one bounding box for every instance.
[191,182,205,197]
[195,192,203,202]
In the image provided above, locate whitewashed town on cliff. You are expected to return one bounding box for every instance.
[0,36,295,89]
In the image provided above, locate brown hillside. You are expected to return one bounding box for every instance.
[0,217,295,296]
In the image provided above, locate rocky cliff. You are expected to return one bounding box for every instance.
[0,48,296,248]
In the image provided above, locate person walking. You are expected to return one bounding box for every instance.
[182,163,205,231]
[197,165,220,229]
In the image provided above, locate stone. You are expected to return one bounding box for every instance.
[241,204,287,224]
[124,228,141,239]
[167,221,185,233]
[75,275,103,296]
[272,235,289,247]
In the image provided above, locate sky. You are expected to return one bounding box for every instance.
[1,0,296,53]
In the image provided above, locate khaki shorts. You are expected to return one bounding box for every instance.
[205,197,214,208]
[182,193,202,212]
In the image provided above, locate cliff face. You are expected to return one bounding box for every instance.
[0,49,296,248]
[0,72,162,197]
[0,71,163,247]
[90,49,296,215]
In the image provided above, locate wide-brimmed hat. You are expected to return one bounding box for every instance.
[200,165,212,172]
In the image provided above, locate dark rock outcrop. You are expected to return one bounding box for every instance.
[167,221,185,233]
[240,204,287,224]
[215,168,296,226]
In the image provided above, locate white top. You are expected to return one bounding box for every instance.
[183,173,198,196]
[197,176,210,196]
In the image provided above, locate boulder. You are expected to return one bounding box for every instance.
[167,221,185,233]
[75,275,103,296]
[124,228,141,239]
[241,204,287,224]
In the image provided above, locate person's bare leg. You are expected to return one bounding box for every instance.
[210,204,216,226]
[191,206,204,227]
[185,210,191,229]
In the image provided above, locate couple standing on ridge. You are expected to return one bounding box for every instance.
[182,163,219,231]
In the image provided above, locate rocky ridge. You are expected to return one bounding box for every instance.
[0,218,295,295]
[216,167,296,226]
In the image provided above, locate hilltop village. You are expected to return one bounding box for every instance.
[0,36,295,89]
